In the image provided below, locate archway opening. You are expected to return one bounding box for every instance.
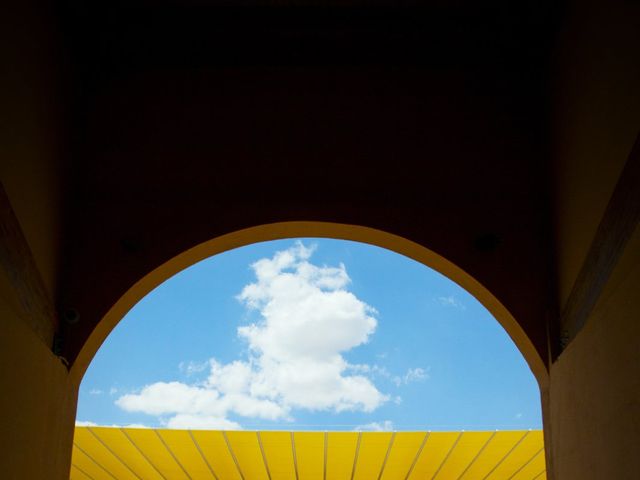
[71,222,547,388]
[70,223,548,479]
[78,237,542,431]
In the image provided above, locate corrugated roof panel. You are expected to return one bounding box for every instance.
[458,430,527,479]
[353,432,394,480]
[509,448,547,480]
[122,428,189,479]
[326,432,359,480]
[408,431,460,480]
[260,431,297,480]
[156,429,217,480]
[189,431,242,480]
[71,427,546,480]
[294,431,325,480]
[71,445,115,480]
[225,431,270,480]
[485,430,543,479]
[89,427,164,480]
[380,432,427,480]
[434,431,494,479]
[69,464,94,480]
[73,428,138,479]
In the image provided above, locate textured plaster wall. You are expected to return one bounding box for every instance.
[0,5,71,477]
[552,0,640,306]
[547,1,640,477]
[0,297,76,479]
[548,227,640,479]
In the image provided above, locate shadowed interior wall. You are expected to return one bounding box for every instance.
[548,0,640,477]
[549,226,640,479]
[0,3,75,479]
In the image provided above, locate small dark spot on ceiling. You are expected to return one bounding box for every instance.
[120,237,143,254]
[473,232,501,252]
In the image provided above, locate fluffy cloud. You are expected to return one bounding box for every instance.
[354,420,394,432]
[75,420,98,427]
[75,420,149,429]
[116,379,288,426]
[116,242,389,428]
[437,295,465,309]
[166,415,241,430]
[179,360,209,376]
[392,367,430,387]
[349,364,429,388]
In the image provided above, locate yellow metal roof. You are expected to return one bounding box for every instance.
[70,427,546,479]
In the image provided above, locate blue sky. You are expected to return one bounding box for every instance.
[77,239,542,431]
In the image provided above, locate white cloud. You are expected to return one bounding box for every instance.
[166,415,241,430]
[75,420,149,429]
[115,242,389,427]
[437,295,465,309]
[109,387,118,396]
[408,367,428,379]
[179,360,209,376]
[405,367,429,383]
[89,389,103,396]
[392,367,430,387]
[115,380,287,424]
[75,420,98,427]
[349,363,426,386]
[347,363,391,379]
[354,420,394,432]
[117,382,222,416]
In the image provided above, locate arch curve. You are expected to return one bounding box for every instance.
[70,221,548,390]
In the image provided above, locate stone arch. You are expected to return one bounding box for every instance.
[70,221,548,391]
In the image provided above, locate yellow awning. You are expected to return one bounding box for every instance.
[70,427,546,479]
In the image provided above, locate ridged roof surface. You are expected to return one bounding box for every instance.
[70,428,546,479]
